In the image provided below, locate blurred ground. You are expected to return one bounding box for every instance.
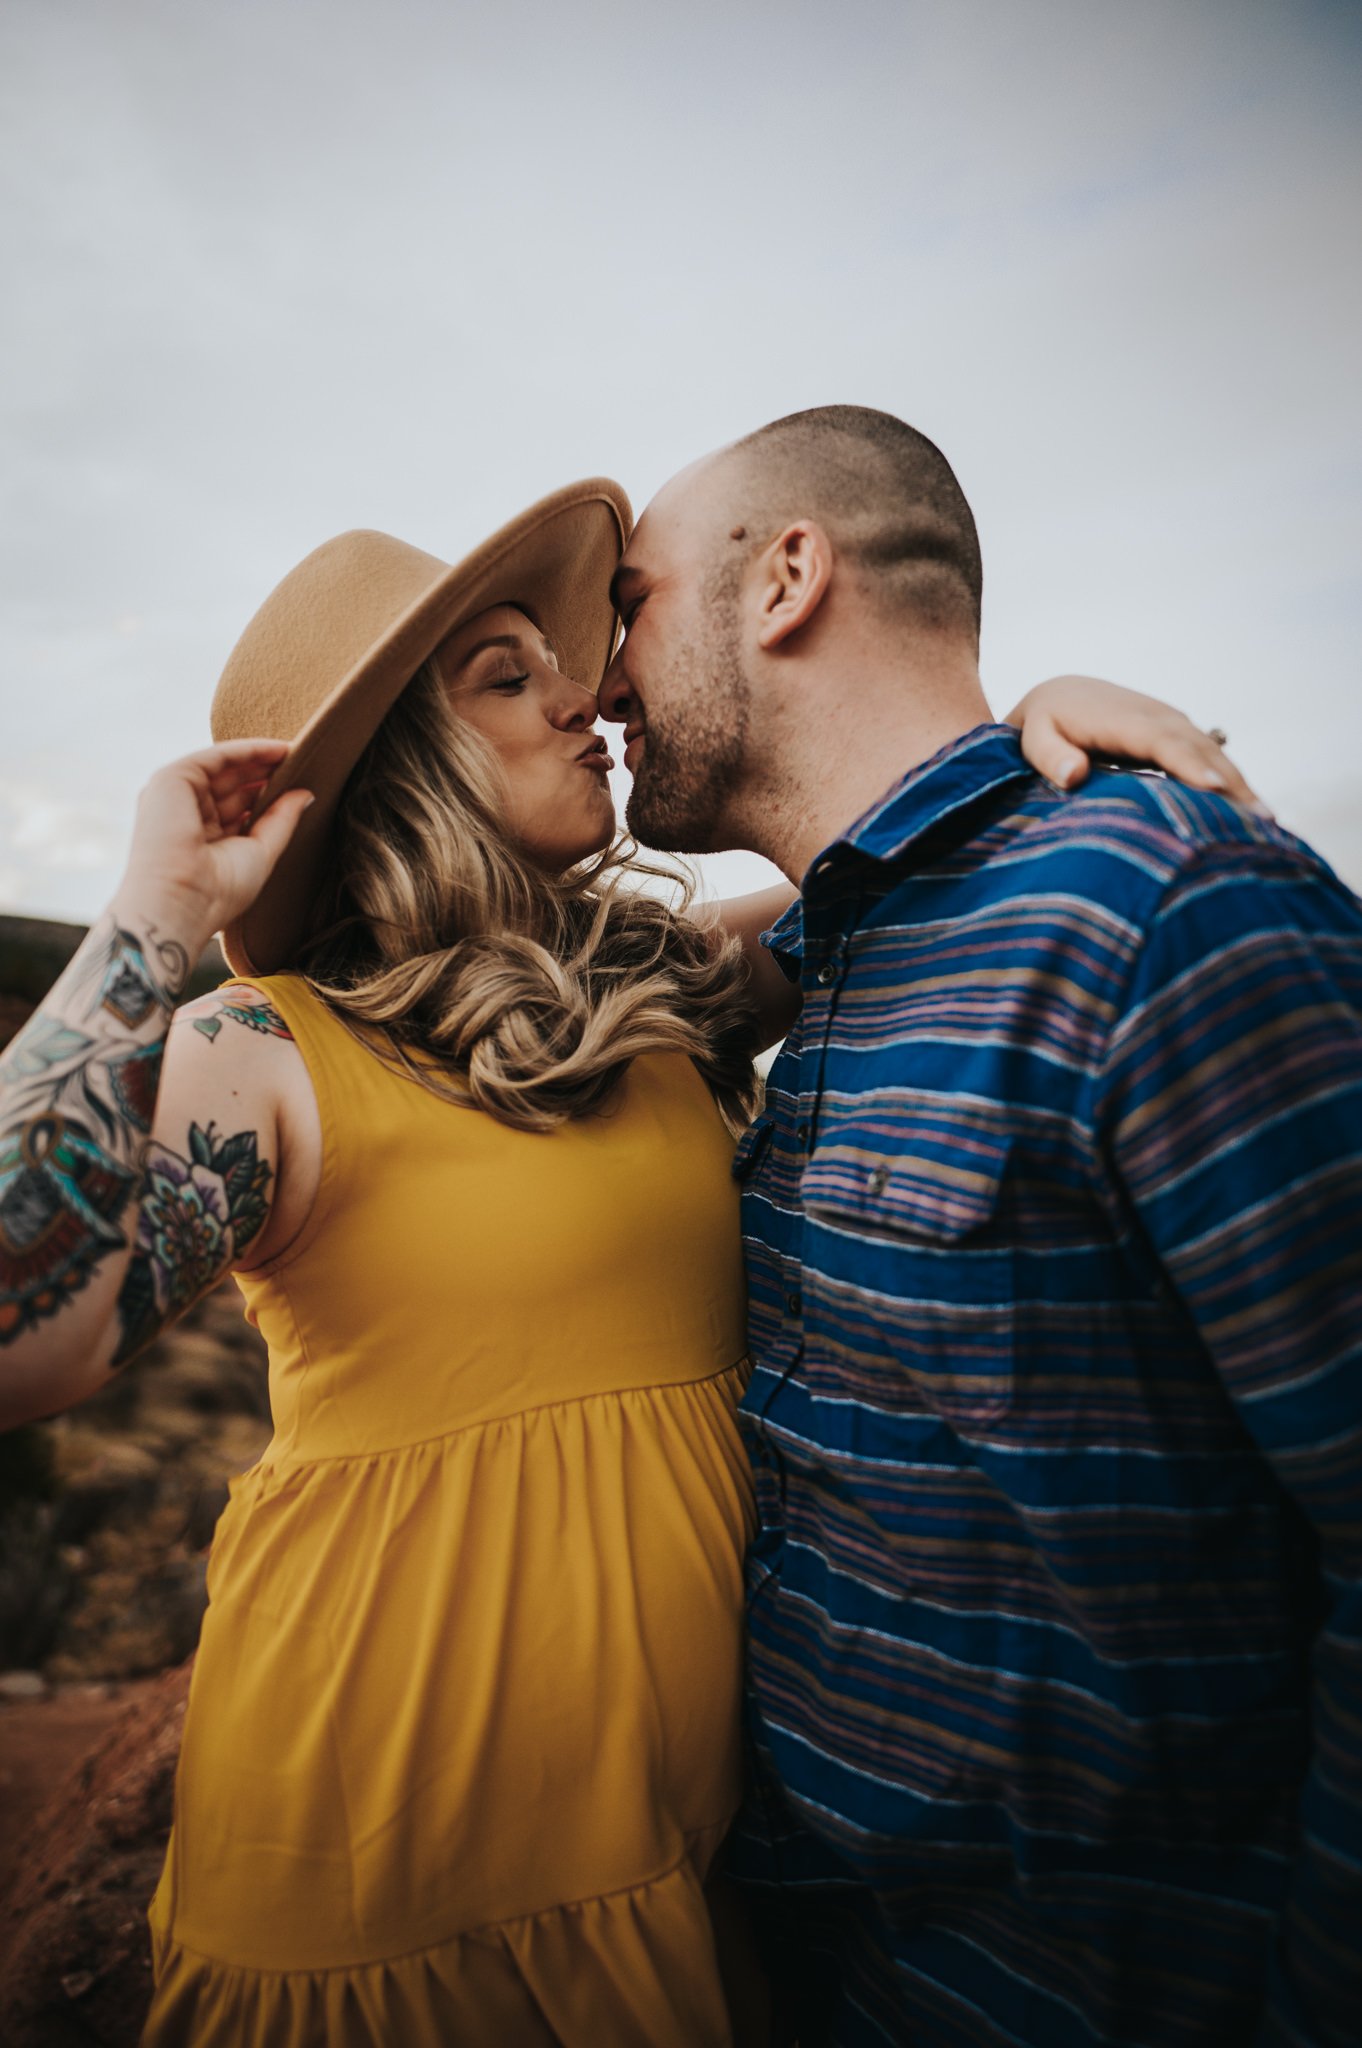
[0,1685,144,1897]
[0,1668,189,2048]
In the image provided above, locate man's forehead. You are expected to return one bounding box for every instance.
[623,450,729,571]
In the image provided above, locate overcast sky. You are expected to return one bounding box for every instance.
[1,0,1358,921]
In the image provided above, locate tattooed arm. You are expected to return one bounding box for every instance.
[0,741,312,1428]
[105,987,306,1373]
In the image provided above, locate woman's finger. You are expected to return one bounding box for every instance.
[198,747,292,804]
[149,737,289,792]
[1138,729,1266,813]
[1017,710,1092,790]
[214,780,273,830]
[242,786,315,871]
[189,771,220,834]
[199,737,292,773]
[146,743,289,812]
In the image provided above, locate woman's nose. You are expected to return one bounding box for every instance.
[548,674,601,729]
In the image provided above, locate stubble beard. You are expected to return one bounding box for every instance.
[623,599,751,854]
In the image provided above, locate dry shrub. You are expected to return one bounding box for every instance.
[1,1283,271,1685]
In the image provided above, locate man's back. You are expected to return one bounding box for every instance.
[733,725,1362,2047]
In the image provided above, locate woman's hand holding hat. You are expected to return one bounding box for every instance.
[112,740,315,957]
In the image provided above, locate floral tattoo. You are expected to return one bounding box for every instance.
[113,1122,271,1366]
[0,908,202,1354]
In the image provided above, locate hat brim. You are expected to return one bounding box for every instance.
[219,479,630,977]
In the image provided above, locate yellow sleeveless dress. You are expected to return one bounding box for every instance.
[142,975,756,2047]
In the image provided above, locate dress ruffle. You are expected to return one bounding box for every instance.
[147,1844,733,2047]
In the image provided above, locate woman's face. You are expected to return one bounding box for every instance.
[435,605,616,869]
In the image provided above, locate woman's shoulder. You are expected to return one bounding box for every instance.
[178,978,300,1050]
[162,978,319,1139]
[162,981,311,1130]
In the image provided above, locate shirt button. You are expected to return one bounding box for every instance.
[816,960,837,987]
[869,1165,889,1194]
[795,1119,810,1149]
[784,1291,801,1318]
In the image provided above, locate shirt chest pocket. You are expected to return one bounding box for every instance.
[800,1113,1016,1427]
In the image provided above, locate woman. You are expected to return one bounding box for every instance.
[0,482,1253,2046]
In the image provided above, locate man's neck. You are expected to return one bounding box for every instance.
[728,654,994,883]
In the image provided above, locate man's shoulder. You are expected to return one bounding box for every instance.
[1064,769,1298,858]
[859,767,1361,1029]
[994,773,1362,1030]
[975,768,1349,920]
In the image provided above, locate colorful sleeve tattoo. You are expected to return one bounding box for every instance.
[0,914,273,1368]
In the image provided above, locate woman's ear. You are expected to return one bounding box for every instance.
[755,521,834,650]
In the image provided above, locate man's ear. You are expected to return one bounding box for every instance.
[755,521,833,651]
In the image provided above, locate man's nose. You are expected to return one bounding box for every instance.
[598,652,633,724]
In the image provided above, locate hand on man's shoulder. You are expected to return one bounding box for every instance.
[1030,760,1350,908]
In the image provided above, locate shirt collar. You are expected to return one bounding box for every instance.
[837,721,1035,864]
[761,723,1036,974]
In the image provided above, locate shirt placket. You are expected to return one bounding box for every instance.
[766,867,856,1404]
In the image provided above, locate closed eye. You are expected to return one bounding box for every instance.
[490,674,529,692]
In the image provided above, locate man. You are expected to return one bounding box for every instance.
[599,406,1362,2047]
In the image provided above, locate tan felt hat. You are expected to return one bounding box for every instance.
[210,477,632,977]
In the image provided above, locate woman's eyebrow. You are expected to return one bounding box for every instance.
[453,632,529,671]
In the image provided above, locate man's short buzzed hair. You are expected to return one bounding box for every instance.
[725,404,983,643]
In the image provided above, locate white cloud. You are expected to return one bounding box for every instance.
[0,775,123,880]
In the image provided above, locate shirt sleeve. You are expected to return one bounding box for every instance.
[1095,839,1362,2048]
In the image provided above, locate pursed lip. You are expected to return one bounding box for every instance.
[576,736,614,772]
[622,723,646,773]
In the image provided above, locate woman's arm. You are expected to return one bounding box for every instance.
[710,677,1264,1048]
[0,742,311,1428]
[713,885,801,1052]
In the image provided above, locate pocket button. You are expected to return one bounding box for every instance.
[868,1165,890,1195]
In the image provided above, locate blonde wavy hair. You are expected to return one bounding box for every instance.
[296,658,761,1134]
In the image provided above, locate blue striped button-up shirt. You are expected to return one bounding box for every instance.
[731,725,1362,2048]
